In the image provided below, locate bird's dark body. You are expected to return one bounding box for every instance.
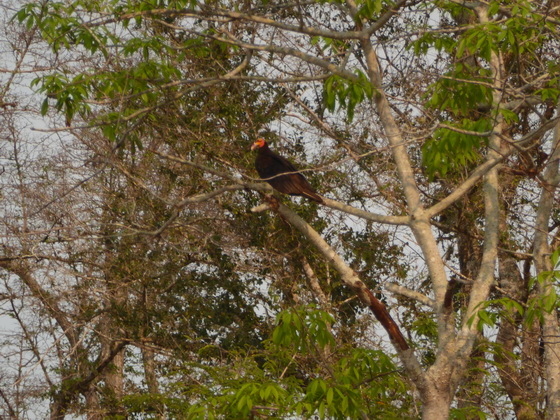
[254,141,323,204]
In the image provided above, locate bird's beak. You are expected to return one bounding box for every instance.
[250,142,258,151]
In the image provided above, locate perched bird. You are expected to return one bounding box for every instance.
[251,138,324,204]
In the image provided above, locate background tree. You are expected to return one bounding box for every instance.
[1,0,559,419]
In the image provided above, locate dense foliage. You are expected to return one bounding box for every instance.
[0,0,559,418]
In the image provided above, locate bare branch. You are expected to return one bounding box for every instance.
[0,260,78,348]
[157,151,408,224]
[302,257,330,307]
[360,31,450,313]
[137,185,246,236]
[385,283,435,308]
[460,2,503,340]
[426,116,560,219]
[323,197,409,225]
[266,202,426,381]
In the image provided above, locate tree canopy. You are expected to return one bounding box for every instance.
[0,0,559,418]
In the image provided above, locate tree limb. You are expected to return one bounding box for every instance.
[532,103,560,419]
[385,283,435,308]
[0,260,78,348]
[259,202,427,390]
[156,151,407,225]
[425,116,560,219]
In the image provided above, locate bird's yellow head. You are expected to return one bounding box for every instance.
[251,138,266,151]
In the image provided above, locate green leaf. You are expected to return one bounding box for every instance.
[41,98,49,116]
[309,379,319,395]
[263,385,271,399]
[237,395,246,411]
[319,401,326,419]
[478,310,495,327]
[552,247,560,269]
[498,107,519,123]
[543,287,557,313]
[488,1,500,16]
[456,38,467,58]
[102,124,117,142]
[326,387,334,405]
[340,395,348,412]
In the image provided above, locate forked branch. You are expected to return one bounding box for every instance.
[252,201,426,389]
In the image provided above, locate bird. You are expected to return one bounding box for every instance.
[251,138,324,204]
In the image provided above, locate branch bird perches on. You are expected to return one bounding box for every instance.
[251,138,324,204]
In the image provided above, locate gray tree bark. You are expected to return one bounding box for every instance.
[533,104,560,420]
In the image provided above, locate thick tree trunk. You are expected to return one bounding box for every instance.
[98,297,126,416]
[496,255,542,419]
[541,311,560,419]
[85,389,103,420]
[142,347,166,419]
[533,105,560,420]
[422,384,451,420]
[142,347,159,395]
[101,338,125,400]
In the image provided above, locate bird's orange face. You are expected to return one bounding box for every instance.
[251,138,266,151]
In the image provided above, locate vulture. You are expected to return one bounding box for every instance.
[251,138,324,204]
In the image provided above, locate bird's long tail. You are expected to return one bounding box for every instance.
[300,191,324,204]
